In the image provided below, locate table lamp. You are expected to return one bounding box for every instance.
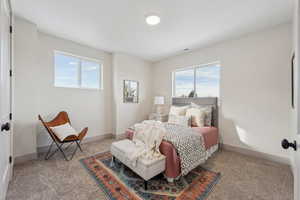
[154,96,165,114]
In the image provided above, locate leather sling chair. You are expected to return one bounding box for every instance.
[38,111,88,161]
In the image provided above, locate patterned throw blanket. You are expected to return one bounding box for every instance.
[163,123,207,176]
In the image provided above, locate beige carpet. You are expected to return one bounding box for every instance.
[7,138,293,200]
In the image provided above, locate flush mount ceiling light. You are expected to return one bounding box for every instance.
[146,15,160,26]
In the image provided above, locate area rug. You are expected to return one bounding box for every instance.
[80,152,220,200]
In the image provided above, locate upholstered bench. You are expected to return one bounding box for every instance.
[110,139,166,190]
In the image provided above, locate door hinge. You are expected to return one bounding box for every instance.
[9,156,12,164]
[9,113,12,120]
[9,26,12,34]
[9,69,12,77]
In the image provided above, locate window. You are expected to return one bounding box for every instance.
[174,68,194,98]
[173,63,220,97]
[54,51,102,89]
[195,65,220,97]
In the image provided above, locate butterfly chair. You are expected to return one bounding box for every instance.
[38,111,88,161]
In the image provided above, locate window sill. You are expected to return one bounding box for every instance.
[54,86,103,91]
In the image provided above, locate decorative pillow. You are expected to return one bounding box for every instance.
[185,108,206,127]
[190,102,213,126]
[168,114,191,127]
[50,123,77,141]
[169,105,188,116]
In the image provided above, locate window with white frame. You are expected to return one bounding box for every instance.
[54,51,102,89]
[173,63,220,97]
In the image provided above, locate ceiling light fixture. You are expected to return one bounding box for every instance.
[146,15,160,26]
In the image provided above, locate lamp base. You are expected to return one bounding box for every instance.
[156,105,164,115]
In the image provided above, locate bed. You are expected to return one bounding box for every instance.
[125,97,219,181]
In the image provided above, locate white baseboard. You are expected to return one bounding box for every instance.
[221,143,290,166]
[81,133,113,144]
[15,133,113,164]
[14,153,38,165]
[114,133,127,140]
[37,133,113,153]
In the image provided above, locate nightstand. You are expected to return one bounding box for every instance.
[148,113,168,122]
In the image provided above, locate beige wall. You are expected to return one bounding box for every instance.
[14,17,114,157]
[36,32,113,147]
[14,17,154,157]
[112,53,153,136]
[13,18,39,157]
[153,23,293,161]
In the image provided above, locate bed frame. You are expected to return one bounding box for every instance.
[172,97,218,128]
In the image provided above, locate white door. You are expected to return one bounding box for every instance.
[0,0,12,199]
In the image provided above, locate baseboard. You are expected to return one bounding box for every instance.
[15,133,113,164]
[221,143,290,166]
[37,133,113,153]
[14,153,38,165]
[81,133,113,144]
[114,133,127,140]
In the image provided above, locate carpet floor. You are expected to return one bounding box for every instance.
[7,138,293,200]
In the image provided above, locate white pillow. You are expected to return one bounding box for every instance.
[168,114,190,127]
[186,108,206,127]
[50,123,77,141]
[190,102,213,126]
[169,106,188,116]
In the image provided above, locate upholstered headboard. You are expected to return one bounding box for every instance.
[172,97,218,128]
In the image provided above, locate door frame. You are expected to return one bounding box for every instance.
[5,0,13,180]
[0,0,13,199]
[294,0,300,199]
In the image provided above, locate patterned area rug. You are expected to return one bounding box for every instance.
[80,152,220,200]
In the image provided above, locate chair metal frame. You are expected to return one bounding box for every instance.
[38,111,88,161]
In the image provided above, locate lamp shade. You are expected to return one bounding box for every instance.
[154,96,164,105]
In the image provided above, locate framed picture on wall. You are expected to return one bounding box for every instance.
[123,80,139,103]
[292,52,295,109]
